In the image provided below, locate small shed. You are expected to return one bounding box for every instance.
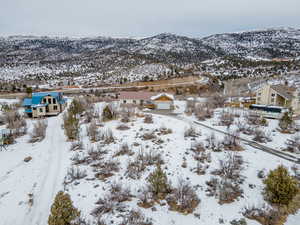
[151,93,174,110]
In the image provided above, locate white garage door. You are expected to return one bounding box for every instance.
[156,102,170,110]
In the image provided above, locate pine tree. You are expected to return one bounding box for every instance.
[48,191,80,225]
[69,99,85,116]
[264,165,299,205]
[147,164,170,196]
[63,111,80,141]
[279,112,293,131]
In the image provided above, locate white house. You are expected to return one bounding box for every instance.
[118,91,155,106]
[118,91,174,110]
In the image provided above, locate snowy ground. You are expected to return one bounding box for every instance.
[0,100,299,225]
[0,105,71,225]
[191,107,300,156]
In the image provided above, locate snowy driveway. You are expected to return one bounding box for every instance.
[0,115,70,225]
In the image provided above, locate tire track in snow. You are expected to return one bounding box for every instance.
[23,115,69,225]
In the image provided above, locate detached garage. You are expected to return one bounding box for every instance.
[151,93,174,110]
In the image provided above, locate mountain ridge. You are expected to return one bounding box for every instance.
[0,27,300,85]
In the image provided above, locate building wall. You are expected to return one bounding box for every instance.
[291,90,300,115]
[256,85,300,115]
[42,96,61,115]
[153,96,174,110]
[256,85,273,105]
[120,99,143,105]
[32,106,46,118]
[256,85,287,106]
[154,101,173,109]
[30,95,66,118]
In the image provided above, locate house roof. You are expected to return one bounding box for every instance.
[119,92,156,100]
[270,85,296,100]
[22,98,32,106]
[32,92,60,98]
[22,92,65,107]
[31,92,61,105]
[150,93,174,101]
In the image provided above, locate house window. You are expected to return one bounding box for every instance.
[43,98,46,103]
[54,105,58,110]
[133,100,136,104]
[39,108,43,113]
[53,98,56,104]
[123,100,126,103]
[257,97,261,102]
[271,98,275,103]
[258,92,261,96]
[271,93,275,97]
[48,98,52,104]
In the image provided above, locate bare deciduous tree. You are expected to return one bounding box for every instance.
[86,120,99,142]
[29,120,47,143]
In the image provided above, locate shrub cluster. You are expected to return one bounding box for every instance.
[29,120,48,143]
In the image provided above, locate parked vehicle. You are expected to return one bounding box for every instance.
[249,104,288,119]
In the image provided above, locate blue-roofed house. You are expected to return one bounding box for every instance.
[22,92,67,118]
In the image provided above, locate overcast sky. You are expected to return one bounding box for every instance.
[1,0,300,38]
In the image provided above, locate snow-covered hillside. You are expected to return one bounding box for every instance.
[202,27,300,58]
[1,27,300,86]
[0,98,299,225]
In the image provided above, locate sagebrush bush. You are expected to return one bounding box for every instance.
[195,104,214,121]
[65,166,87,184]
[4,110,27,137]
[30,120,48,143]
[116,123,130,130]
[114,143,134,156]
[86,120,99,142]
[222,131,243,151]
[184,126,199,138]
[70,141,83,151]
[218,179,242,204]
[121,209,153,225]
[137,186,154,208]
[206,133,222,152]
[92,195,122,217]
[142,131,156,140]
[109,182,131,203]
[167,178,200,214]
[253,128,272,143]
[243,204,284,225]
[264,165,299,205]
[219,111,234,127]
[285,135,300,153]
[144,114,153,124]
[99,128,115,144]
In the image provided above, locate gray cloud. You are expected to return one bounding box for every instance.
[1,0,299,37]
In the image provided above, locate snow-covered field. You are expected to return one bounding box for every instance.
[192,107,300,155]
[0,99,299,225]
[0,113,71,225]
